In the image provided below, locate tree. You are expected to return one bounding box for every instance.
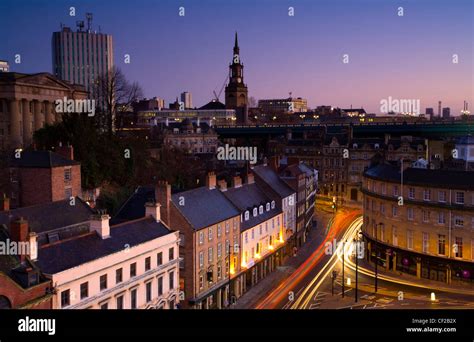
[93,66,143,136]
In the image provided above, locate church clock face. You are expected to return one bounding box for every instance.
[237,77,241,83]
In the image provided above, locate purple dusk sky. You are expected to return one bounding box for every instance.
[1,0,473,114]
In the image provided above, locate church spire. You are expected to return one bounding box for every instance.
[233,31,240,55]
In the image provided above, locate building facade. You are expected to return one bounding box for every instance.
[362,163,474,284]
[258,97,308,114]
[0,72,87,149]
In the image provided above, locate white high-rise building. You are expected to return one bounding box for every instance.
[180,91,193,109]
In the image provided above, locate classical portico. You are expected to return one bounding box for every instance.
[0,72,87,149]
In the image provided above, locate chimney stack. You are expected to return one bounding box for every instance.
[206,172,217,190]
[10,218,29,262]
[0,196,10,211]
[156,181,171,225]
[56,143,74,160]
[232,175,242,188]
[145,202,161,222]
[28,232,38,261]
[217,179,227,191]
[90,212,111,239]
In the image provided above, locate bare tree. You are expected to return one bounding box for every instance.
[93,66,143,135]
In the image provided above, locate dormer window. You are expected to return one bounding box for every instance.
[374,143,379,149]
[353,143,358,149]
[271,201,275,209]
[244,211,249,221]
[266,203,270,211]
[253,208,258,217]
[259,205,263,215]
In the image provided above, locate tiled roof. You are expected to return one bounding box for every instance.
[10,151,80,168]
[364,164,474,190]
[223,183,281,230]
[0,198,94,234]
[253,165,294,198]
[172,187,240,230]
[36,217,172,274]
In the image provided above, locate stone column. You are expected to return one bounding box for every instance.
[22,100,32,147]
[45,101,54,125]
[33,100,43,131]
[9,99,22,148]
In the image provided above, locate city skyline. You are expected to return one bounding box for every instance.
[1,0,472,114]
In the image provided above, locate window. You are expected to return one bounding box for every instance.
[100,274,107,291]
[392,205,398,217]
[169,247,174,261]
[217,265,222,279]
[454,216,464,227]
[422,232,429,253]
[438,235,446,255]
[392,227,398,246]
[208,247,213,263]
[158,276,163,296]
[208,227,213,241]
[146,282,152,303]
[194,275,202,291]
[130,263,137,278]
[130,289,137,309]
[259,205,263,214]
[145,257,151,271]
[199,251,204,268]
[423,189,431,201]
[381,183,386,195]
[407,230,413,249]
[455,237,463,258]
[199,231,204,245]
[225,222,229,234]
[217,243,222,258]
[157,252,163,266]
[438,212,446,224]
[64,167,72,181]
[100,302,108,310]
[380,203,385,214]
[407,207,414,221]
[217,225,222,237]
[393,185,399,197]
[271,201,275,209]
[80,282,88,299]
[61,290,70,308]
[116,295,124,309]
[244,211,249,221]
[169,271,175,290]
[266,203,270,211]
[253,208,258,217]
[251,229,255,240]
[65,187,72,199]
[408,187,415,199]
[455,192,465,204]
[422,210,430,223]
[438,191,446,203]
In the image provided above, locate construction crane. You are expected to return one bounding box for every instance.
[213,75,228,102]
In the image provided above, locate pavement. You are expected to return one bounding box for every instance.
[233,209,333,309]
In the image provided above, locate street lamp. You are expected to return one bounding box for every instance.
[374,222,383,293]
[354,229,363,303]
[342,240,345,298]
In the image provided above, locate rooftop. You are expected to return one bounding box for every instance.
[10,150,80,168]
[36,217,172,274]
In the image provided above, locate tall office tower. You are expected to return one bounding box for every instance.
[425,107,434,120]
[442,107,451,118]
[180,91,193,109]
[52,13,113,97]
[438,101,442,118]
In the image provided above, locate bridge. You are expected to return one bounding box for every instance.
[214,121,474,138]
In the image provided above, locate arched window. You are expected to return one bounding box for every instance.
[244,211,249,221]
[259,205,263,215]
[253,208,258,217]
[271,201,275,209]
[266,203,270,211]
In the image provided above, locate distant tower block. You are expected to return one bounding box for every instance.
[438,101,442,118]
